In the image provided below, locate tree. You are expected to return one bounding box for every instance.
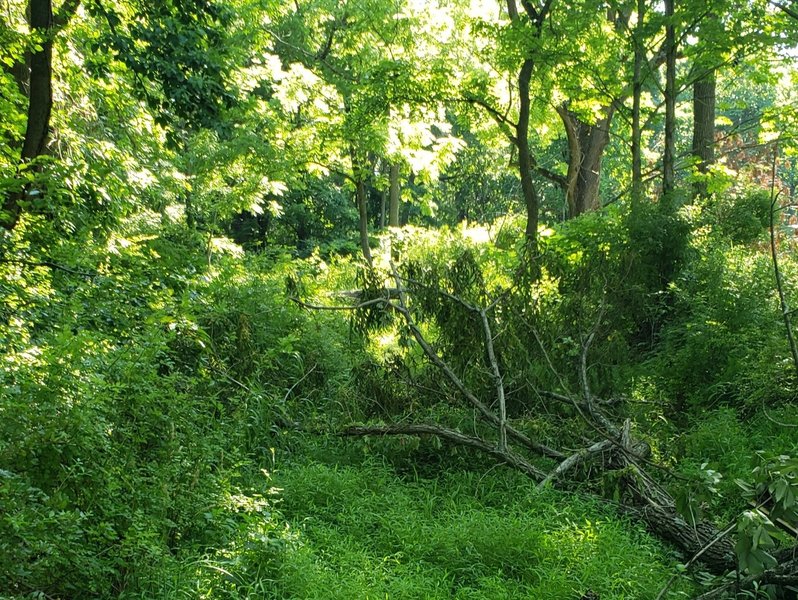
[265,0,460,263]
[462,0,553,251]
[1,0,80,231]
[631,0,647,209]
[662,0,677,199]
[388,161,400,227]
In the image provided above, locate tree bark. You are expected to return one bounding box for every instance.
[388,162,400,227]
[518,58,538,248]
[1,0,79,231]
[556,104,616,218]
[356,177,372,266]
[662,0,677,201]
[21,0,53,162]
[507,0,551,254]
[631,0,646,211]
[346,143,374,265]
[691,68,715,197]
[379,188,387,229]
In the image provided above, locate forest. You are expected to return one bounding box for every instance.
[2,0,798,598]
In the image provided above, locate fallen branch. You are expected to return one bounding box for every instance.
[290,296,389,311]
[693,557,798,599]
[387,263,564,460]
[538,439,613,489]
[290,282,563,462]
[303,262,764,584]
[624,503,736,574]
[654,520,737,600]
[342,423,547,479]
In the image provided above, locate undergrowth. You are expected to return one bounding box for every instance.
[2,197,797,598]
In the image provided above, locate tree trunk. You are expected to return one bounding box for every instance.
[388,162,400,227]
[691,68,716,198]
[631,0,646,211]
[347,144,374,266]
[662,0,677,201]
[21,0,53,162]
[518,58,538,249]
[557,105,616,218]
[379,189,387,229]
[356,178,372,266]
[1,0,53,230]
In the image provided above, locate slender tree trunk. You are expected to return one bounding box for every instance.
[769,147,798,380]
[2,0,53,230]
[691,68,715,198]
[356,178,372,266]
[662,0,676,202]
[518,58,538,249]
[379,189,387,229]
[388,162,400,227]
[21,0,53,162]
[631,0,645,211]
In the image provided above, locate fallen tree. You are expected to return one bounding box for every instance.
[291,260,798,597]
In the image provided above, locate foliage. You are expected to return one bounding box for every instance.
[3,0,798,597]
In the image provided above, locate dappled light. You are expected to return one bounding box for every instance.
[3,0,798,598]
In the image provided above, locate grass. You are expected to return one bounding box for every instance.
[116,441,696,599]
[250,448,696,600]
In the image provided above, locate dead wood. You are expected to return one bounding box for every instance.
[297,262,796,590]
[342,423,546,479]
[537,439,613,489]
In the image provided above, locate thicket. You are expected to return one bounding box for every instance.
[3,180,797,597]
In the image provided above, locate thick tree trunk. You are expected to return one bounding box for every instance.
[388,162,400,227]
[21,0,53,162]
[691,69,715,197]
[557,105,615,218]
[662,0,677,201]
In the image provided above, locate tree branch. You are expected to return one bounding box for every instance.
[342,423,547,479]
[770,0,798,22]
[388,262,564,459]
[462,94,518,143]
[53,0,81,31]
[538,439,613,488]
[0,258,94,278]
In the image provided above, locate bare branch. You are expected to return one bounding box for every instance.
[388,262,564,459]
[538,439,613,488]
[342,423,546,479]
[289,296,389,311]
[478,307,507,452]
